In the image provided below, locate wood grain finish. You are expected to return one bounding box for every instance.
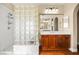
[40,35,70,51]
[41,35,48,50]
[48,35,55,49]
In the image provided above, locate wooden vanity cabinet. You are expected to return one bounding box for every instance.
[40,35,70,50]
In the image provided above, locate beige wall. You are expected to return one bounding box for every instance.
[38,5,64,14]
[64,3,78,52]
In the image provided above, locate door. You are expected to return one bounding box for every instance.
[41,35,49,50]
[48,35,55,49]
[64,35,70,48]
[55,35,70,49]
[55,35,65,49]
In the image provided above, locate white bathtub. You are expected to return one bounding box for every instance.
[13,45,39,55]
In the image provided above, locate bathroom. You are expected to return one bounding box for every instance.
[0,3,78,55]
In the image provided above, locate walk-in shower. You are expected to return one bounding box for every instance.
[0,4,39,55]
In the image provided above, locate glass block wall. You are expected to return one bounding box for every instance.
[14,5,39,45]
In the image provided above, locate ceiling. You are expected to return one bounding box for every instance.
[13,3,65,7]
[13,3,77,9]
[13,3,66,9]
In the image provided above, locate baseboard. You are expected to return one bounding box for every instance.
[69,48,77,52]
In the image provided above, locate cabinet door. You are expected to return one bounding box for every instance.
[64,35,70,48]
[41,35,49,50]
[56,35,65,49]
[56,35,70,49]
[48,35,55,49]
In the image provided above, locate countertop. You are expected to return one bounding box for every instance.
[40,31,71,35]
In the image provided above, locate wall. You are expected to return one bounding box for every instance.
[38,4,64,14]
[73,4,79,47]
[0,4,14,51]
[64,3,78,52]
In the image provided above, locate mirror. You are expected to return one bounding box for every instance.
[40,14,63,32]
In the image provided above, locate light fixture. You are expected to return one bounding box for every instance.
[44,7,59,14]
